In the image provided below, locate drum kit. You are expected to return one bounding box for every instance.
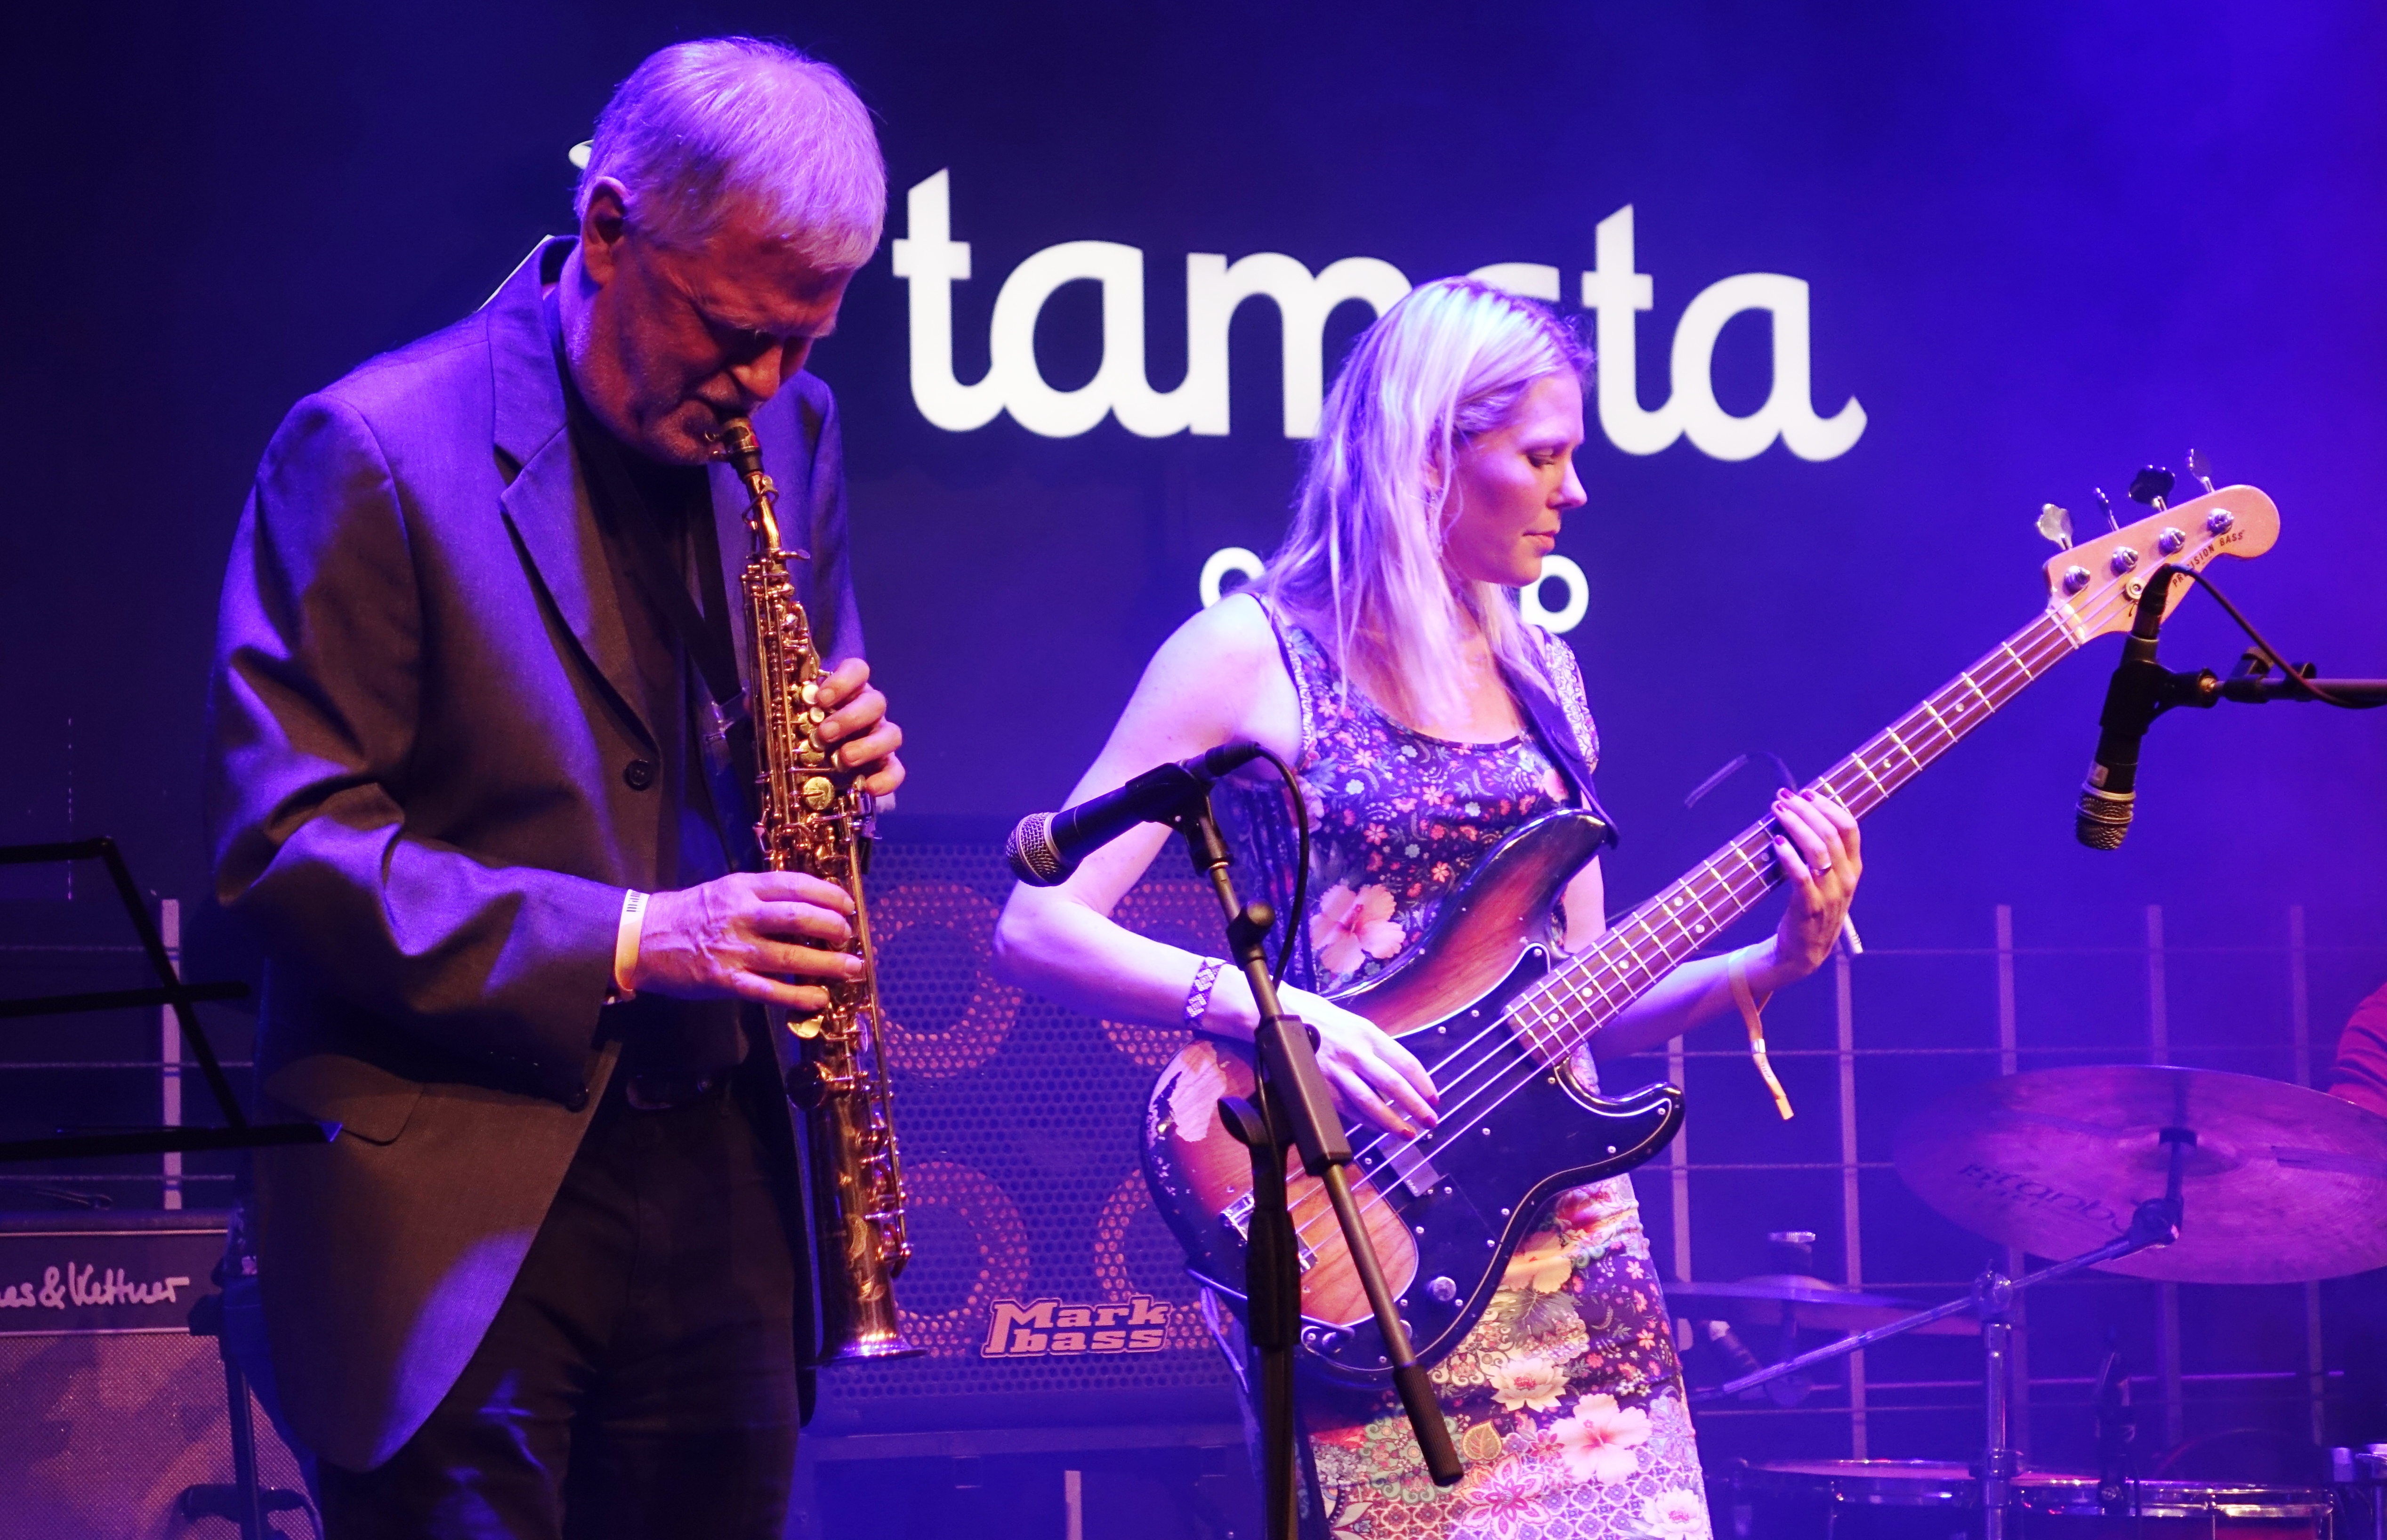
[1672,1064,2387,1539]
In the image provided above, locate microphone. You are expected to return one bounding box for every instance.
[1006,743,1267,885]
[2075,575,2175,850]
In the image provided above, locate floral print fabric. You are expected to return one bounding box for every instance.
[1305,1183,1710,1540]
[1268,621,1577,998]
[1235,610,1710,1540]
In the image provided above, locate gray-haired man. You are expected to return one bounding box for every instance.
[208,39,900,1536]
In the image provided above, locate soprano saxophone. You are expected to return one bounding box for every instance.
[721,416,918,1363]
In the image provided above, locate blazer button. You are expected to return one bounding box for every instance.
[622,758,657,791]
[566,1086,589,1113]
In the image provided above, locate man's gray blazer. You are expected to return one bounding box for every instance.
[206,236,861,1472]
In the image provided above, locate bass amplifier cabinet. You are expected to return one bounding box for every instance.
[814,826,1242,1437]
[0,1209,309,1539]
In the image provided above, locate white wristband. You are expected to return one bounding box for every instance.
[613,890,649,1000]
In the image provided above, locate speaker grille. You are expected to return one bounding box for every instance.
[0,1330,306,1538]
[821,839,1238,1427]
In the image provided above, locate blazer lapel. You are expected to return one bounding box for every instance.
[487,238,656,750]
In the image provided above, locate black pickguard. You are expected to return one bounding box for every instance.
[1194,946,1684,1387]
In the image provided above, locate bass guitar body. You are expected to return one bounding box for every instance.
[1137,807,1685,1387]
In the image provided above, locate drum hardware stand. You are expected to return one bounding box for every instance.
[2092,1347,2138,1518]
[1696,1128,2196,1538]
[1168,796,1462,1540]
[2333,1445,2387,1540]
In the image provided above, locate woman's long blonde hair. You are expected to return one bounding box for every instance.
[1254,277,1589,728]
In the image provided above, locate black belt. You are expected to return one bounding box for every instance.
[621,1070,732,1112]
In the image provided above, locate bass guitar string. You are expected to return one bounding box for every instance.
[1333,606,2082,1170]
[1306,603,2091,1244]
[1286,584,2137,1261]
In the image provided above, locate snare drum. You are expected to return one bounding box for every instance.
[1723,1459,2000,1539]
[1720,1461,2332,1539]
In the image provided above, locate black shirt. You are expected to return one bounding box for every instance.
[548,299,749,1078]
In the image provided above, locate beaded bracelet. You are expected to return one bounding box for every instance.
[1184,956,1227,1030]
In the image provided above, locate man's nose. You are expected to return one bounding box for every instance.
[726,338,814,406]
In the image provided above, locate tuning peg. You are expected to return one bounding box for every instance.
[2092,487,2120,532]
[2036,503,2074,551]
[2127,466,2175,511]
[2186,448,2216,493]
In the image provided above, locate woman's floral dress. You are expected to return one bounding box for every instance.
[1211,606,1711,1540]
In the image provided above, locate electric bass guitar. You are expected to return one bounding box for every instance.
[1138,485,2277,1386]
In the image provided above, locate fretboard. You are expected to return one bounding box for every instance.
[1506,608,2082,1062]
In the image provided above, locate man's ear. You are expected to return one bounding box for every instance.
[579,178,632,286]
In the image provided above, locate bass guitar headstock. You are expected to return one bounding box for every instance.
[2038,468,2278,644]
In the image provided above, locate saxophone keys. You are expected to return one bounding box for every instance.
[801,775,837,812]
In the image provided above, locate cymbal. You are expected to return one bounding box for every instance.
[1894,1065,2387,1284]
[1664,1274,1980,1335]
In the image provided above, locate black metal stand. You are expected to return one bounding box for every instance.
[184,1290,315,1540]
[0,838,333,1161]
[0,838,333,1538]
[2101,565,2387,714]
[1170,796,1460,1540]
[1694,1129,2195,1538]
[2125,650,2387,712]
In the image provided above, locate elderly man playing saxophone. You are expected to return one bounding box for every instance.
[207,38,902,1538]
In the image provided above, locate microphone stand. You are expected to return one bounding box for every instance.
[2134,653,2387,710]
[2103,564,2387,720]
[1168,793,1462,1540]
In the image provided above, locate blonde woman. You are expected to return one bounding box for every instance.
[995,278,1858,1540]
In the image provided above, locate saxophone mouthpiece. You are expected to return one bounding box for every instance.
[722,416,799,556]
[720,416,765,478]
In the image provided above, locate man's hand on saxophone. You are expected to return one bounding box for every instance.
[809,655,906,803]
[626,871,863,1011]
[621,657,902,1011]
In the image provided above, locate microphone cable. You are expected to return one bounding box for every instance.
[2152,564,2378,709]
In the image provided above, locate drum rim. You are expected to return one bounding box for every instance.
[1729,1461,2331,1518]
[1728,1458,2006,1508]
[2011,1475,2332,1519]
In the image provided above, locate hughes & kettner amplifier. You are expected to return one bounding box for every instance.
[0,1209,308,1538]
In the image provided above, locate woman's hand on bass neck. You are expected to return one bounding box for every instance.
[1755,787,1862,987]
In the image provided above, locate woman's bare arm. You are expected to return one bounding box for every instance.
[992,594,1441,1133]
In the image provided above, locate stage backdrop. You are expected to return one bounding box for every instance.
[5,1,2382,938]
[2,0,2384,1467]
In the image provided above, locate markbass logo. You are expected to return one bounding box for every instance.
[980,1295,1173,1358]
[893,170,1863,462]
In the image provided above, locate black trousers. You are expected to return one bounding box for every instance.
[317,1075,802,1539]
